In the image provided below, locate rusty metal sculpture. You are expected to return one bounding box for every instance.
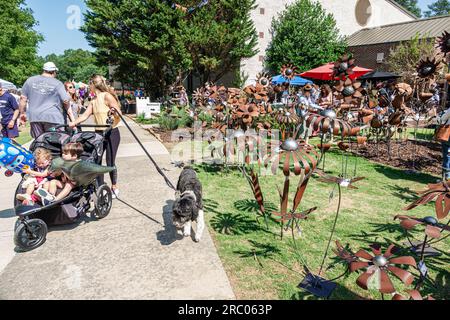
[350,244,417,296]
[436,30,450,56]
[392,290,435,301]
[332,54,356,80]
[403,181,450,220]
[334,78,364,104]
[281,64,298,80]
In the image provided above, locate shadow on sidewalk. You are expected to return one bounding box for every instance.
[0,209,16,219]
[157,200,183,246]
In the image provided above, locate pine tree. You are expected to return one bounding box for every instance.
[393,0,422,17]
[424,0,450,17]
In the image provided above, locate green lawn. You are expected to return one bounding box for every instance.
[15,125,32,145]
[196,150,449,300]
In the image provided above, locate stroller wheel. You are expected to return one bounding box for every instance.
[93,185,112,219]
[14,219,47,251]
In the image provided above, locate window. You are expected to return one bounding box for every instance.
[259,32,264,39]
[260,8,265,15]
[376,53,385,64]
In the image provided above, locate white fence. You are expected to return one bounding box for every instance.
[136,97,161,119]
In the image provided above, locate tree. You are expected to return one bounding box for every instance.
[393,0,422,17]
[42,49,107,83]
[265,0,347,74]
[0,0,43,85]
[387,33,437,84]
[83,0,258,98]
[424,0,450,17]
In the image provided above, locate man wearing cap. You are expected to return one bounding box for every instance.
[19,62,75,138]
[0,82,20,139]
[299,83,321,110]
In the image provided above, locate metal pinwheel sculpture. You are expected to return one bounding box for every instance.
[350,244,417,295]
[395,215,450,240]
[334,78,364,104]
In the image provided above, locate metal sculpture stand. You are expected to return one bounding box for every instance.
[299,184,342,299]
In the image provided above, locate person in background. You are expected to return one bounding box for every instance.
[0,82,20,139]
[317,84,333,107]
[299,83,320,110]
[69,74,122,198]
[65,82,82,120]
[19,62,75,138]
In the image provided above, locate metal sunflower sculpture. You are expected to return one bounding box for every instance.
[281,64,298,80]
[395,215,450,240]
[274,108,300,139]
[265,139,319,240]
[403,181,450,220]
[332,54,356,80]
[334,78,364,104]
[350,244,417,295]
[256,72,272,88]
[436,30,450,56]
[416,56,443,80]
[392,290,435,301]
[305,109,354,137]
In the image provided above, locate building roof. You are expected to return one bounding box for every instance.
[385,0,418,20]
[348,15,450,46]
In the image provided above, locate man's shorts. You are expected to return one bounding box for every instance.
[1,123,19,138]
[30,122,59,139]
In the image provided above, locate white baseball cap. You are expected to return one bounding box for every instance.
[43,62,59,72]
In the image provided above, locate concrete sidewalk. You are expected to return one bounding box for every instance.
[0,120,235,300]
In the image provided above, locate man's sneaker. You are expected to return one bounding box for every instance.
[112,189,120,199]
[34,189,55,206]
[16,194,32,202]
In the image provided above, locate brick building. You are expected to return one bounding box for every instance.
[348,15,450,71]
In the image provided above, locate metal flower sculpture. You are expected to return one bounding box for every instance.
[416,57,442,79]
[403,181,450,220]
[392,290,435,301]
[332,54,355,80]
[436,30,450,56]
[256,72,272,88]
[234,103,260,126]
[266,139,319,177]
[334,78,364,104]
[350,244,417,294]
[193,88,207,107]
[306,109,354,137]
[395,215,450,240]
[265,139,319,239]
[333,241,359,265]
[281,64,298,80]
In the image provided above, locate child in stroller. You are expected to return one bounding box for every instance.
[16,147,53,206]
[13,125,115,252]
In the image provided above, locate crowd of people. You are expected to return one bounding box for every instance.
[1,62,124,205]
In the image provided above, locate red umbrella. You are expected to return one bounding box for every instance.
[301,63,372,81]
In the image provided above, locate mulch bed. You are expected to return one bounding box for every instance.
[354,139,442,176]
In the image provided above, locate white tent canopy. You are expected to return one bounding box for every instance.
[0,79,17,90]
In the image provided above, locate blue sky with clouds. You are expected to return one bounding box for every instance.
[26,0,437,57]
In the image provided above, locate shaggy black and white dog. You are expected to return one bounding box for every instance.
[172,167,205,242]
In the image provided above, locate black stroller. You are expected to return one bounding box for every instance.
[13,125,114,251]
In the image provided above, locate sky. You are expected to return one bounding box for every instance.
[26,0,437,57]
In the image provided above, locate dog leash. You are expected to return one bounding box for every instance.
[114,112,177,191]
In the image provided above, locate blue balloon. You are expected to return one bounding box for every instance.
[0,137,35,177]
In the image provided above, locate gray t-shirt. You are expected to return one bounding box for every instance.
[22,75,70,124]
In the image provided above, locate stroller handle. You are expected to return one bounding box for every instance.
[51,124,113,137]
